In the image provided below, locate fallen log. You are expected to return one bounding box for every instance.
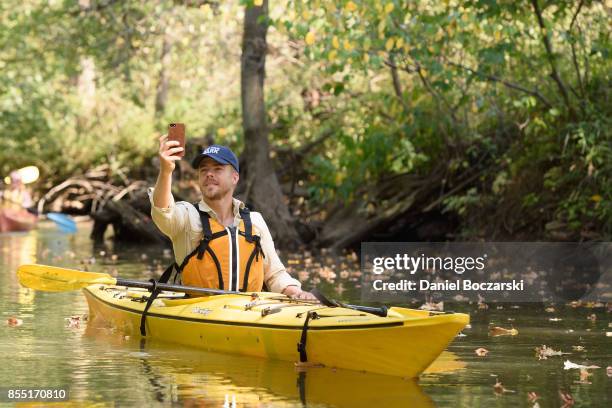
[315,165,478,249]
[91,197,167,244]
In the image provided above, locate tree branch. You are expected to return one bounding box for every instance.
[446,60,553,109]
[530,0,575,116]
[568,0,584,32]
[173,0,219,9]
[567,0,586,101]
[386,54,411,115]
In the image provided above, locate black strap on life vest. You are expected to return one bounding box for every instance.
[239,207,253,241]
[196,211,214,260]
[297,311,319,362]
[140,263,178,336]
[239,207,264,260]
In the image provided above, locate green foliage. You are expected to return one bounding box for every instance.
[0,0,243,179]
[276,0,610,237]
[0,0,609,238]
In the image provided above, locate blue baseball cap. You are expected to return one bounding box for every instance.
[192,145,239,172]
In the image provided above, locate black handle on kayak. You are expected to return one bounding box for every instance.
[310,288,388,317]
[345,304,389,317]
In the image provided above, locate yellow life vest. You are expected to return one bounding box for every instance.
[179,205,265,292]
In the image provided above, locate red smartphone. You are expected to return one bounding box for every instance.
[168,123,186,158]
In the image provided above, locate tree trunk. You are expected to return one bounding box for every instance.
[239,0,301,248]
[154,33,172,117]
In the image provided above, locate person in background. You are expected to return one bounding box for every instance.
[2,171,34,211]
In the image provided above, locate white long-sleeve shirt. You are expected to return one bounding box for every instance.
[148,188,301,293]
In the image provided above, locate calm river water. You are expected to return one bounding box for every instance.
[1,221,610,407]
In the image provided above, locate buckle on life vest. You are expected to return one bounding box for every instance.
[196,236,211,260]
[252,235,264,262]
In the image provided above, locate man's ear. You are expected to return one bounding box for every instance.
[232,171,239,186]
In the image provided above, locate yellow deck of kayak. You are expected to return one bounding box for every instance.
[83,285,469,378]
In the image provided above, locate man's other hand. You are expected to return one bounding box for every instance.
[282,285,317,300]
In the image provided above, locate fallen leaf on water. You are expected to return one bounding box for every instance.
[606,332,612,337]
[559,390,575,407]
[535,345,568,360]
[575,368,592,384]
[419,301,444,311]
[493,379,515,394]
[490,326,518,336]
[545,307,556,313]
[7,317,23,327]
[586,313,597,322]
[549,317,563,322]
[572,345,585,351]
[65,315,81,329]
[318,266,336,282]
[564,360,601,370]
[527,391,539,402]
[475,347,489,357]
[607,366,612,377]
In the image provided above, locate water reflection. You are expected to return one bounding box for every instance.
[1,230,37,270]
[83,323,450,407]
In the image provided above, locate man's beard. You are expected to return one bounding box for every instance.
[202,183,231,201]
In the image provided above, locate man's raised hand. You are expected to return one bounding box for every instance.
[158,134,183,173]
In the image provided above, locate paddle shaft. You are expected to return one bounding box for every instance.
[18,263,390,315]
[116,279,387,316]
[115,278,246,297]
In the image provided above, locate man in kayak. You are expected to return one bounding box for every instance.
[150,135,315,299]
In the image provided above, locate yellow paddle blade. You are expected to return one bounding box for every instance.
[17,264,117,292]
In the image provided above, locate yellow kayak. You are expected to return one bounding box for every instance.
[83,285,469,378]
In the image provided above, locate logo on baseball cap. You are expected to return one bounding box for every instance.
[192,145,239,172]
